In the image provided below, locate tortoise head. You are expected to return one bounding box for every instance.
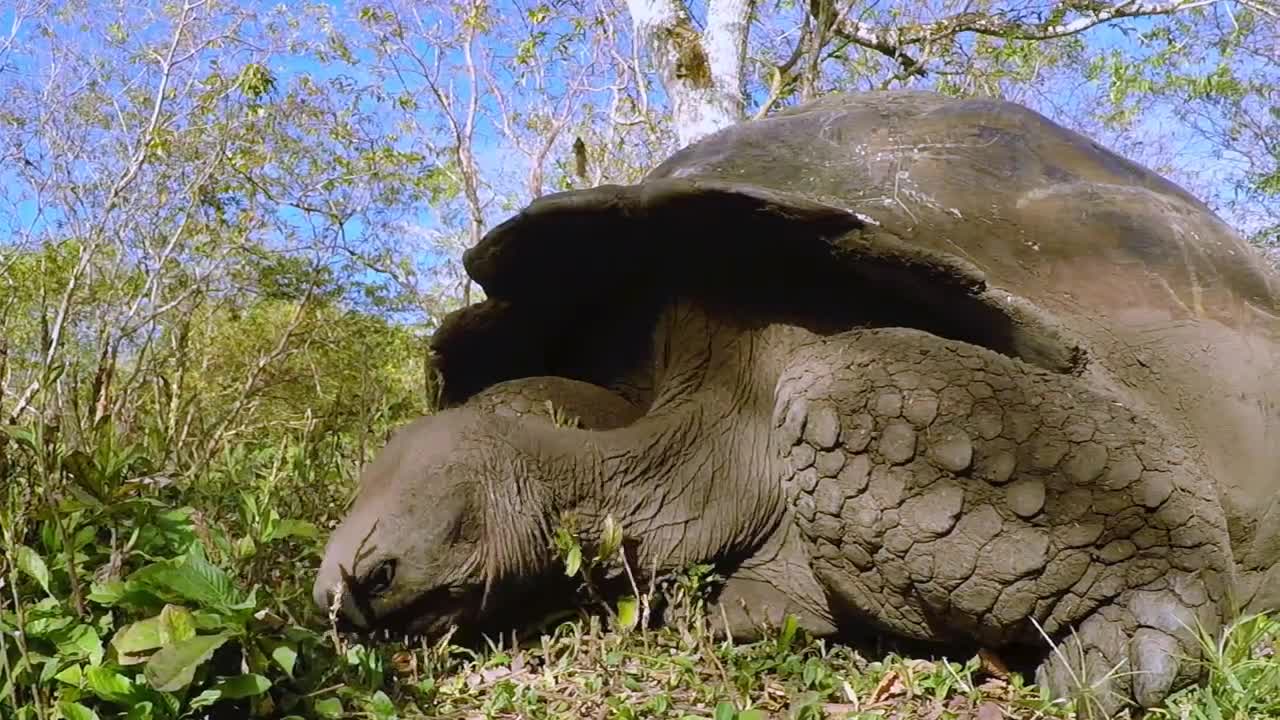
[312,409,556,639]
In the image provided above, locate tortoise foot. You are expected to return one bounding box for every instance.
[1035,584,1219,718]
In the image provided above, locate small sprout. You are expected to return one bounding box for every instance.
[563,544,582,577]
[597,514,623,562]
[615,596,639,632]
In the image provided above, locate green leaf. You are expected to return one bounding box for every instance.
[597,514,623,561]
[615,596,639,631]
[777,614,798,652]
[88,579,128,605]
[0,424,37,451]
[40,654,61,683]
[368,690,397,720]
[314,697,344,718]
[801,658,820,688]
[211,673,271,698]
[159,604,196,644]
[189,689,223,710]
[124,701,155,720]
[564,545,581,577]
[56,701,100,720]
[54,663,83,686]
[738,710,768,720]
[51,623,103,665]
[16,544,53,596]
[271,643,298,678]
[85,666,140,705]
[714,702,736,720]
[143,632,230,692]
[266,518,318,541]
[130,545,243,613]
[111,617,163,664]
[233,536,256,559]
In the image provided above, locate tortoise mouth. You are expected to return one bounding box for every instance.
[431,179,1088,410]
[336,584,483,643]
[345,576,584,647]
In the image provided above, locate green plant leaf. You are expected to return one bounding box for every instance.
[85,666,140,705]
[314,697,344,718]
[564,545,582,577]
[266,518,318,541]
[51,623,104,665]
[159,604,197,644]
[0,424,37,451]
[597,514,623,561]
[124,701,155,720]
[616,596,639,631]
[714,702,736,720]
[777,614,798,652]
[54,663,84,686]
[189,689,223,710]
[111,617,163,664]
[16,544,53,596]
[143,631,231,692]
[368,690,397,720]
[56,701,100,720]
[270,643,298,678]
[233,536,256,559]
[88,579,128,605]
[212,673,271,698]
[130,545,242,613]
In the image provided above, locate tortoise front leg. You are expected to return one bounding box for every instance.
[696,521,838,642]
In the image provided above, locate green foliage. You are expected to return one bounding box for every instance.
[0,430,325,718]
[1149,613,1280,720]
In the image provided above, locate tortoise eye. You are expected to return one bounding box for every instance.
[365,559,397,597]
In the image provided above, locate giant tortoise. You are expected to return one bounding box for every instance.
[314,90,1280,715]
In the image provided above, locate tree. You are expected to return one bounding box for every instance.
[0,1,442,465]
[623,0,1279,147]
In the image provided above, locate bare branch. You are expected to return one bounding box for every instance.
[830,0,1225,78]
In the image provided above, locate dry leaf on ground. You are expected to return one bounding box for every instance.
[976,701,1004,720]
[868,670,906,704]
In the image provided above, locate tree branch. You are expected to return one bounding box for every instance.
[829,0,1225,77]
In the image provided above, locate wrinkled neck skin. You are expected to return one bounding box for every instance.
[512,300,801,578]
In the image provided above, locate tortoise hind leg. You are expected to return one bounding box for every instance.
[772,326,1236,711]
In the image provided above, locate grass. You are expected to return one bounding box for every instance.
[350,615,1075,720]
[1,420,1279,720]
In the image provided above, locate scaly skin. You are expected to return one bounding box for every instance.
[775,327,1233,714]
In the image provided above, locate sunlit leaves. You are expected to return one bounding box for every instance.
[129,544,250,617]
[143,631,232,692]
[16,544,53,597]
[238,64,277,100]
[615,596,639,631]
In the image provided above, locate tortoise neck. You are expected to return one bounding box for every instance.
[554,308,805,577]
